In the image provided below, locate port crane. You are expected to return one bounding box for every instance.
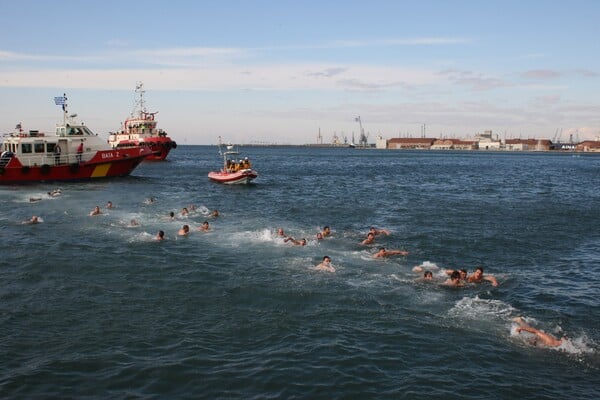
[355,116,369,147]
[552,128,563,144]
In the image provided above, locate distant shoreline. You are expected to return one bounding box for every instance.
[191,143,600,154]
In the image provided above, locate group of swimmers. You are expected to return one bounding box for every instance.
[24,189,63,222]
[413,265,499,287]
[81,200,219,240]
[25,193,568,348]
[28,188,62,203]
[279,224,568,347]
[279,225,409,260]
[278,226,327,245]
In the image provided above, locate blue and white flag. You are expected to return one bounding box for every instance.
[54,94,67,111]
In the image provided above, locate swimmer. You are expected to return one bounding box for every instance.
[129,219,139,227]
[181,207,189,216]
[89,206,102,216]
[369,226,390,236]
[316,232,324,240]
[443,270,463,286]
[467,266,498,287]
[322,226,331,237]
[48,188,62,197]
[445,268,468,281]
[276,228,287,237]
[374,247,408,258]
[178,224,190,236]
[284,237,307,246]
[29,197,42,202]
[144,197,156,204]
[361,232,375,245]
[423,270,434,280]
[106,201,113,209]
[513,317,566,347]
[197,221,210,232]
[156,230,165,241]
[209,209,219,218]
[168,211,175,220]
[24,215,40,224]
[314,256,335,272]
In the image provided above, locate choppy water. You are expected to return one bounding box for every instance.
[1,146,599,399]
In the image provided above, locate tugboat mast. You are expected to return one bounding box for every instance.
[133,81,147,117]
[63,95,68,126]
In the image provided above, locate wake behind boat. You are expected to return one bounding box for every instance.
[108,82,177,161]
[207,139,258,185]
[0,95,150,184]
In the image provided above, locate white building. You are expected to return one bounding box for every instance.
[475,130,502,150]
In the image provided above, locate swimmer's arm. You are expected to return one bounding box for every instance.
[516,326,537,335]
[485,275,499,286]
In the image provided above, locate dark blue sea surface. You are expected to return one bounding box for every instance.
[1,146,599,399]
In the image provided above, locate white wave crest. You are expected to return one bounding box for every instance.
[449,295,516,320]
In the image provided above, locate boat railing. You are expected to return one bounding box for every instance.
[16,150,92,167]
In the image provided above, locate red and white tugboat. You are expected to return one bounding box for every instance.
[108,82,177,161]
[208,138,258,185]
[0,95,151,184]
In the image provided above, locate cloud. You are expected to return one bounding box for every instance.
[132,47,246,58]
[439,69,508,91]
[0,50,102,63]
[335,78,411,91]
[326,37,471,48]
[574,69,600,77]
[522,69,562,79]
[1,36,468,67]
[305,67,347,78]
[0,64,440,91]
[0,50,68,62]
[536,95,561,105]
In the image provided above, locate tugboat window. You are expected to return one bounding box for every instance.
[47,143,57,152]
[22,143,32,153]
[34,143,45,153]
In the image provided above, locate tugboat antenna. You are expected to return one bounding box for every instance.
[62,93,68,126]
[133,81,146,116]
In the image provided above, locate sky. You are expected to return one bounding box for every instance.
[1,0,599,145]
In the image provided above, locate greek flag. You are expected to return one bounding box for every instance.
[54,94,67,111]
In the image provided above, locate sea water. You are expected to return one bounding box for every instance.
[1,146,599,399]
